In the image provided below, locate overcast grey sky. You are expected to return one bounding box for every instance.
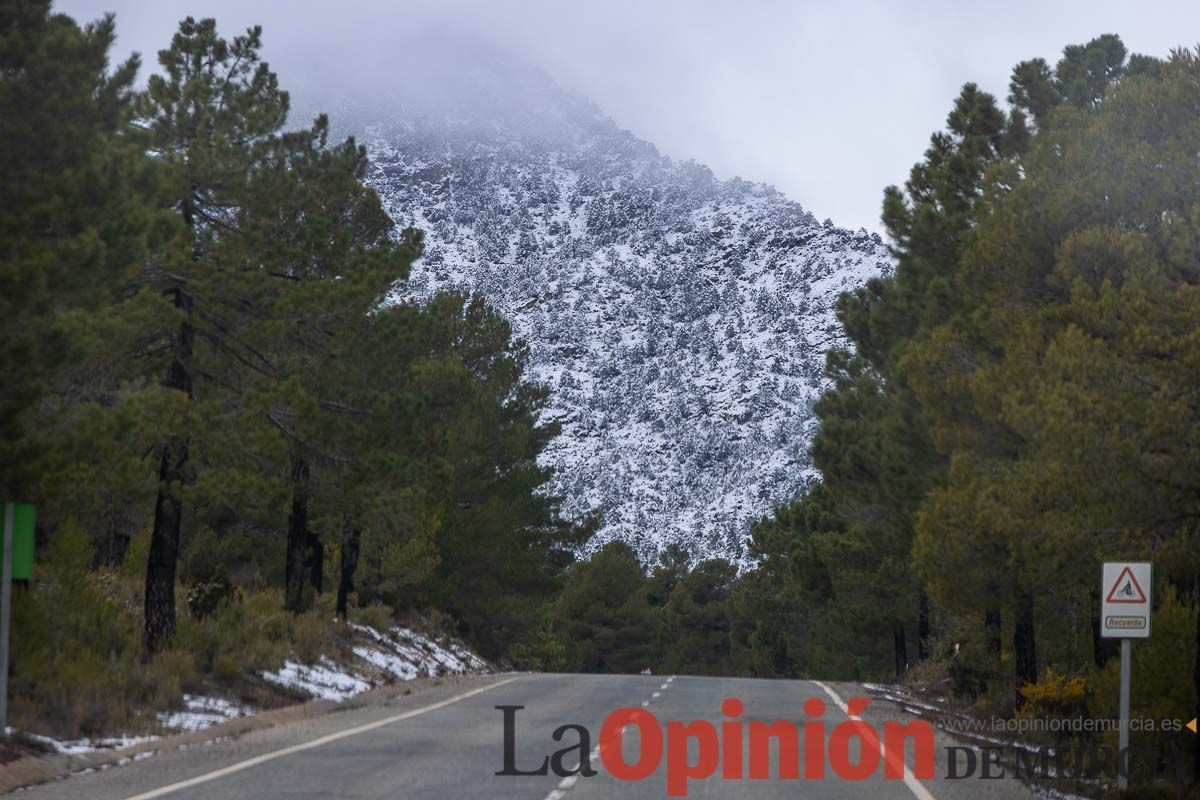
[60,0,1200,233]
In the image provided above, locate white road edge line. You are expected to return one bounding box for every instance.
[812,680,937,800]
[120,676,521,800]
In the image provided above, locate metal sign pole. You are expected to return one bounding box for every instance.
[1,501,12,734]
[1101,561,1150,791]
[1118,638,1131,789]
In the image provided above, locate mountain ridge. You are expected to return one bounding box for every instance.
[322,57,893,563]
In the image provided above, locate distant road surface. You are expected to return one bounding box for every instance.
[14,673,1038,800]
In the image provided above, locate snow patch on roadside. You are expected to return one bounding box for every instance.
[1032,788,1092,800]
[351,624,488,680]
[260,625,489,701]
[5,726,159,755]
[261,656,372,702]
[157,695,255,732]
[4,624,488,760]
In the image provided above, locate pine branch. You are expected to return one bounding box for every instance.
[318,399,366,416]
[196,326,276,380]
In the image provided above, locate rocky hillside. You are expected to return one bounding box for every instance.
[326,49,892,563]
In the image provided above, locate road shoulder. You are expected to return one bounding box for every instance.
[2,672,513,797]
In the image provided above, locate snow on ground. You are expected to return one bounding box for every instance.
[351,624,488,680]
[261,656,372,702]
[6,727,159,755]
[5,625,488,758]
[261,625,489,701]
[157,695,255,733]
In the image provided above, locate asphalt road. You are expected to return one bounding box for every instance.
[14,673,1038,800]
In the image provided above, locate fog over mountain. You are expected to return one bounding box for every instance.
[54,1,1195,559]
[62,0,1200,233]
[302,37,892,561]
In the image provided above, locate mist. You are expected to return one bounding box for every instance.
[58,0,1200,233]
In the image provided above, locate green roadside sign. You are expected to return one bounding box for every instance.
[11,503,34,580]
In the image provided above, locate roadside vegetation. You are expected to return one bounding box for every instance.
[543,33,1200,793]
[744,33,1200,788]
[551,39,1198,761]
[1,1,586,741]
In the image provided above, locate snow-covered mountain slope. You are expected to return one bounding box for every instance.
[331,50,892,563]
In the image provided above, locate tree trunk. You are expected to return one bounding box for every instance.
[93,525,131,569]
[306,531,324,595]
[144,290,194,656]
[336,528,361,621]
[985,607,1002,656]
[284,455,310,613]
[917,591,931,661]
[1013,589,1037,709]
[893,621,908,677]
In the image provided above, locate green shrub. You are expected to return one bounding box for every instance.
[509,619,566,672]
[1088,587,1197,757]
[9,520,186,736]
[11,520,355,739]
[186,574,236,619]
[292,613,329,665]
[354,603,394,633]
[212,653,241,683]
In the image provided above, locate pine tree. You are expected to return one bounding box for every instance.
[133,17,419,648]
[914,43,1198,761]
[737,484,841,677]
[132,18,290,653]
[663,558,738,675]
[553,541,656,673]
[904,36,1158,707]
[237,122,421,614]
[409,292,591,659]
[0,0,164,501]
[810,80,1028,679]
[313,301,441,621]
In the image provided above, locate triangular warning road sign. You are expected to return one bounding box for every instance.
[1106,566,1148,604]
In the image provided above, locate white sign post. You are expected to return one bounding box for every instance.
[1100,561,1152,789]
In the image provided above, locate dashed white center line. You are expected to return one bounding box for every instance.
[542,675,675,800]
